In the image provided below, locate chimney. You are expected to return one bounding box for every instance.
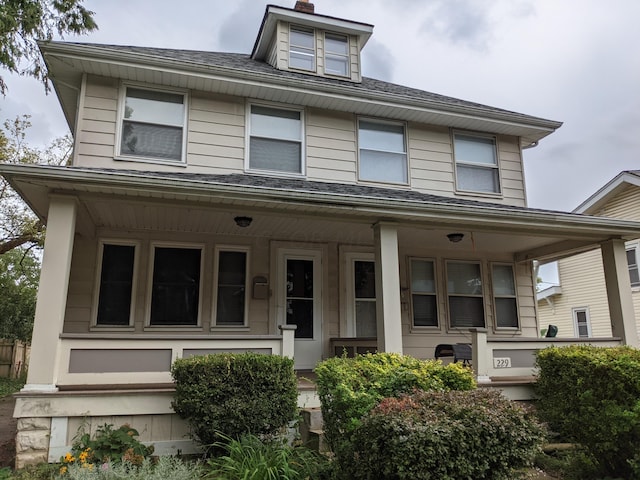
[294,0,315,14]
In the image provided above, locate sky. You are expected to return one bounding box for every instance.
[1,0,639,215]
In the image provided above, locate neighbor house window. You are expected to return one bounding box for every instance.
[149,246,202,325]
[410,259,438,327]
[249,105,303,174]
[96,243,136,326]
[446,261,485,328]
[324,33,349,76]
[492,263,519,328]
[626,246,640,287]
[214,248,249,327]
[290,27,315,71]
[573,307,591,338]
[358,119,408,184]
[119,86,186,162]
[453,132,500,194]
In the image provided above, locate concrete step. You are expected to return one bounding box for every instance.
[299,407,328,452]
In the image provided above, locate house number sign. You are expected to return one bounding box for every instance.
[493,357,512,368]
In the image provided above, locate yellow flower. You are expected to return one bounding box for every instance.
[63,452,75,463]
[59,465,68,475]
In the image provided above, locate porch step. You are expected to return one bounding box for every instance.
[299,407,328,452]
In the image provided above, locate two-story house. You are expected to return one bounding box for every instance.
[3,1,640,467]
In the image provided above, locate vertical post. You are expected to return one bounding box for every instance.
[470,328,490,383]
[22,195,77,392]
[279,325,297,359]
[373,222,403,354]
[601,239,639,346]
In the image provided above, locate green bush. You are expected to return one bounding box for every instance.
[345,389,545,480]
[535,345,640,479]
[171,353,298,452]
[314,353,475,469]
[56,456,204,480]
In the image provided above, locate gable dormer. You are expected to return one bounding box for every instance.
[251,2,373,83]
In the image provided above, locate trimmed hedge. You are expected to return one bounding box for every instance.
[535,345,640,479]
[171,353,298,452]
[347,389,545,480]
[314,353,475,470]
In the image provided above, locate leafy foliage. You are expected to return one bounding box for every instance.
[0,372,26,397]
[0,247,40,341]
[56,456,203,480]
[535,345,640,479]
[344,389,545,480]
[171,353,298,453]
[0,0,97,94]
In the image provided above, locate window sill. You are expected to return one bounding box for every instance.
[410,326,441,334]
[210,326,250,332]
[244,168,305,179]
[143,326,203,332]
[357,178,411,188]
[454,189,503,200]
[90,326,136,332]
[114,155,187,167]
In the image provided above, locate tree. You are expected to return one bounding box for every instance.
[0,0,97,95]
[0,247,40,341]
[0,115,72,254]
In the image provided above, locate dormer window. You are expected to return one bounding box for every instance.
[289,27,315,71]
[325,33,349,77]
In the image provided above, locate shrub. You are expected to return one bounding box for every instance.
[345,389,545,480]
[535,345,640,479]
[314,353,475,470]
[55,456,204,480]
[171,353,298,452]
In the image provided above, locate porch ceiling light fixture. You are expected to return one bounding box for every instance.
[234,216,253,228]
[447,233,464,243]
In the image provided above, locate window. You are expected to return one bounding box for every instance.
[119,87,186,162]
[353,260,377,337]
[358,120,408,184]
[573,308,591,338]
[626,246,640,287]
[96,243,136,326]
[453,132,500,194]
[410,259,438,327]
[249,105,303,174]
[446,261,485,328]
[492,264,519,328]
[290,27,315,71]
[324,33,349,76]
[214,248,249,327]
[149,246,202,326]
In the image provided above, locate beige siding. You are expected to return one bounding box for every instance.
[594,185,640,221]
[409,124,454,195]
[349,36,361,82]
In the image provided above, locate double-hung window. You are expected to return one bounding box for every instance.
[410,259,438,327]
[446,261,485,328]
[290,27,315,71]
[453,132,500,194]
[573,307,591,338]
[149,245,202,326]
[95,242,136,326]
[249,105,303,174]
[626,246,640,287]
[119,86,187,162]
[358,120,408,184]
[324,33,349,76]
[491,264,519,328]
[214,247,249,327]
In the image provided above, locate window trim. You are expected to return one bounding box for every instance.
[245,102,306,177]
[115,83,189,165]
[452,130,502,196]
[572,307,592,338]
[324,32,350,77]
[91,239,139,330]
[289,25,316,72]
[445,259,486,330]
[626,243,640,288]
[408,257,439,329]
[342,251,376,337]
[145,242,205,329]
[212,245,251,330]
[357,117,409,186]
[490,262,520,330]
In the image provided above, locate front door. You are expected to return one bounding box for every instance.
[276,249,322,370]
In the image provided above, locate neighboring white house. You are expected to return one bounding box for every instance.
[2,1,640,468]
[538,171,640,339]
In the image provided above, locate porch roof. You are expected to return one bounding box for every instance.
[3,164,640,263]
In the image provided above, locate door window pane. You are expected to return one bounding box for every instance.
[97,244,135,326]
[216,251,247,326]
[286,259,314,338]
[354,260,376,336]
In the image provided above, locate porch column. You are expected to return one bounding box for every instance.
[470,328,490,383]
[601,238,639,346]
[22,195,78,392]
[279,325,297,359]
[373,222,403,354]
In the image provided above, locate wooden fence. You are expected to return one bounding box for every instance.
[0,339,30,378]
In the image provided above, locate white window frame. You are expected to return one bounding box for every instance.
[91,239,139,329]
[626,243,640,288]
[289,25,316,72]
[115,83,189,165]
[145,242,204,329]
[212,245,250,329]
[343,252,377,337]
[245,102,306,176]
[572,307,592,338]
[452,130,501,195]
[324,32,349,77]
[445,260,486,329]
[357,118,409,185]
[490,262,520,330]
[408,257,439,329]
